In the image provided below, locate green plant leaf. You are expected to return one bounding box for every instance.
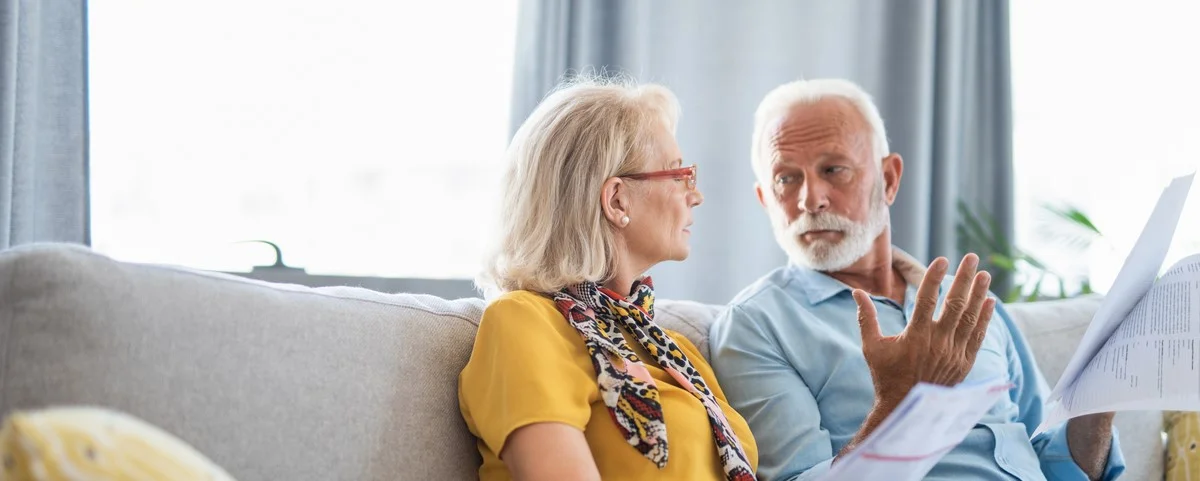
[957,202,1005,254]
[1046,204,1102,234]
[979,206,1013,253]
[1025,274,1045,302]
[1006,285,1023,304]
[1021,252,1049,271]
[990,253,1017,271]
[1036,203,1104,252]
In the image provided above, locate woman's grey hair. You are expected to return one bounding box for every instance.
[476,75,681,297]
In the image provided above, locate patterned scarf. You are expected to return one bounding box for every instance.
[551,278,754,481]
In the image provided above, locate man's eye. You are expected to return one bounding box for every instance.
[826,166,846,175]
[775,175,794,185]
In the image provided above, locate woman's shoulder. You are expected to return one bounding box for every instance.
[483,290,558,318]
[477,290,576,339]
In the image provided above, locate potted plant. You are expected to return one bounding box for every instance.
[956,202,1103,303]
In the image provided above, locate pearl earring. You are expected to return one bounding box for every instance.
[620,215,630,226]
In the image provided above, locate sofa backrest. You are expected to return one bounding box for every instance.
[0,244,1161,481]
[1,244,488,480]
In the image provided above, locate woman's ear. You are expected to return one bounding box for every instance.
[601,177,631,228]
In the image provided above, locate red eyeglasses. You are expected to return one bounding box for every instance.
[620,164,698,191]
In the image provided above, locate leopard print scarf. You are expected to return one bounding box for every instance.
[551,278,754,481]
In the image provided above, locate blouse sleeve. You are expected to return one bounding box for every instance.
[458,293,599,456]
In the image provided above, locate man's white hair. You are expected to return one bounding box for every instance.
[750,79,890,183]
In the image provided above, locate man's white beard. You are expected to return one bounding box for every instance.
[770,184,890,272]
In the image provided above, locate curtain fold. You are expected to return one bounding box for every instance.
[1,0,90,250]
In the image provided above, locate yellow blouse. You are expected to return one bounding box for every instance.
[458,290,758,480]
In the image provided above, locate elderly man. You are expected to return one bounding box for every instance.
[709,79,1124,481]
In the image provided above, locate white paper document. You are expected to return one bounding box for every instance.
[1038,172,1198,435]
[820,377,1012,481]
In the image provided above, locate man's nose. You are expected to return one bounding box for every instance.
[798,180,830,213]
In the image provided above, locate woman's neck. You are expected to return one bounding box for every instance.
[603,272,638,297]
[603,255,648,297]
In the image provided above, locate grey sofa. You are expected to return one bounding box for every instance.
[0,244,1163,480]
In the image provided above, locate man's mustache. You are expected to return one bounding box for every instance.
[785,213,858,237]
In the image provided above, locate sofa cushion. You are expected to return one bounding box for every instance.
[0,244,486,481]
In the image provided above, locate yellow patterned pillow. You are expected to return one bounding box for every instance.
[1166,410,1200,481]
[0,406,236,481]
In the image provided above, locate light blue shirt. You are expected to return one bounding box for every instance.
[709,256,1125,481]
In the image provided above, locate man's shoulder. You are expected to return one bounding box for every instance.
[726,265,798,310]
[711,266,805,336]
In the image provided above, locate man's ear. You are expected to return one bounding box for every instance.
[755,182,766,209]
[881,154,903,205]
[601,177,630,227]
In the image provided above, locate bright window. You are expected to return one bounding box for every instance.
[1011,1,1200,295]
[88,1,520,279]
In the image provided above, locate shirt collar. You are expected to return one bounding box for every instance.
[789,247,928,305]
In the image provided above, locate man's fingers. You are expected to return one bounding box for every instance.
[911,257,949,330]
[854,289,883,345]
[955,271,993,345]
[966,297,997,355]
[937,254,979,333]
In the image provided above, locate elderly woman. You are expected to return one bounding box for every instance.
[458,78,758,481]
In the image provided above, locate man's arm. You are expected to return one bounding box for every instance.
[1067,413,1117,479]
[709,305,836,481]
[834,397,901,460]
[996,302,1125,481]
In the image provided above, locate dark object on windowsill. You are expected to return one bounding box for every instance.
[239,240,307,274]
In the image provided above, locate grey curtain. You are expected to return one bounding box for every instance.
[0,0,90,250]
[511,0,1013,303]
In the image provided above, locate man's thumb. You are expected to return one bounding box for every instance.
[853,289,882,344]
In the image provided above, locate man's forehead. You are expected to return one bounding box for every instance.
[762,114,789,140]
[767,99,862,133]
[764,101,869,156]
